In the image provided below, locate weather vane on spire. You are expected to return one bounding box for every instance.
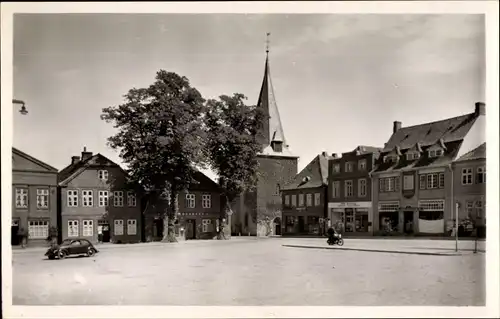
[266,32,271,55]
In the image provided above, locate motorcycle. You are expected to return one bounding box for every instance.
[327,233,344,246]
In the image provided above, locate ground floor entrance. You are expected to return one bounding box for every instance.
[98,220,111,243]
[328,202,372,235]
[185,219,196,239]
[403,211,414,234]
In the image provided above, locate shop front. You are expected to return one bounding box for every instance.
[283,213,323,236]
[418,199,445,234]
[377,201,400,234]
[328,201,373,235]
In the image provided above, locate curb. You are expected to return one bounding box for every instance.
[282,244,484,256]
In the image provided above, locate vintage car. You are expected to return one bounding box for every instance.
[45,238,99,260]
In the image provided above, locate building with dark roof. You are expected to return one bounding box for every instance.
[371,102,486,236]
[58,147,142,244]
[12,148,59,246]
[327,146,382,236]
[452,142,486,236]
[281,152,330,236]
[231,43,299,237]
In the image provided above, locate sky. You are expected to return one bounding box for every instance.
[13,14,485,181]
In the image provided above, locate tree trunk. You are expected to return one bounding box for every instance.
[217,195,233,240]
[162,188,178,243]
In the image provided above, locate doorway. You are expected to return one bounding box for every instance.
[153,218,164,240]
[298,216,305,233]
[98,220,111,242]
[274,217,282,236]
[11,219,20,245]
[404,211,414,234]
[186,219,196,239]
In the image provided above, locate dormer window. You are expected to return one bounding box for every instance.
[406,152,421,161]
[98,170,109,181]
[384,155,398,163]
[428,149,443,158]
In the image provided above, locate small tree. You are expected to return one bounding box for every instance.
[102,70,207,242]
[205,93,264,239]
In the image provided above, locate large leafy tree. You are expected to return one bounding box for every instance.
[101,70,206,242]
[205,93,264,238]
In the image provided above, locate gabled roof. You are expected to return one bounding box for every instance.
[12,147,58,172]
[282,153,330,190]
[455,143,486,162]
[346,145,383,156]
[382,112,478,153]
[58,153,126,186]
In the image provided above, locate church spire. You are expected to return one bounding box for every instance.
[256,33,291,155]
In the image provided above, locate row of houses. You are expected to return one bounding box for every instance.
[281,102,486,237]
[12,147,224,247]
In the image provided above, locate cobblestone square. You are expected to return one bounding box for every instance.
[12,238,485,306]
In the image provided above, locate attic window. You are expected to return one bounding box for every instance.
[98,170,109,181]
[384,155,399,163]
[406,152,420,161]
[428,149,443,158]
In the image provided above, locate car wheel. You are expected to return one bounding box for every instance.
[87,248,96,257]
[59,250,67,259]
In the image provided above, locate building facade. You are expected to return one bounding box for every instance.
[142,171,223,241]
[12,148,59,246]
[327,146,381,236]
[452,143,486,237]
[231,49,298,237]
[281,152,330,236]
[371,102,486,236]
[57,147,142,244]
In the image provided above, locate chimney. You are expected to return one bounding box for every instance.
[81,146,93,161]
[331,153,338,159]
[71,156,81,165]
[475,102,485,116]
[321,151,328,157]
[393,121,402,134]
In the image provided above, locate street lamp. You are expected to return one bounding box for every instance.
[13,99,28,115]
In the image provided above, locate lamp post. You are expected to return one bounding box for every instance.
[13,99,28,115]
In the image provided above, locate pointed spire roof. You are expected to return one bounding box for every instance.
[256,37,296,158]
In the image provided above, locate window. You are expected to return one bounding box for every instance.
[428,149,443,158]
[113,191,124,207]
[419,200,445,211]
[28,220,49,239]
[82,220,94,237]
[427,174,438,189]
[378,201,400,212]
[332,181,340,198]
[419,175,426,190]
[386,178,394,192]
[82,190,93,207]
[345,180,353,197]
[332,163,340,173]
[15,188,28,208]
[462,168,473,185]
[114,220,124,235]
[306,194,313,206]
[379,179,386,193]
[475,200,484,219]
[384,155,398,163]
[345,162,354,173]
[406,152,420,161]
[403,175,414,190]
[186,193,196,208]
[394,176,400,191]
[68,220,79,237]
[284,195,290,206]
[358,159,367,171]
[298,194,305,207]
[314,193,321,206]
[98,170,109,181]
[202,219,212,232]
[275,184,280,195]
[127,192,137,207]
[438,173,445,188]
[67,190,78,207]
[465,201,474,217]
[98,191,109,207]
[127,219,137,235]
[202,194,211,208]
[36,189,49,209]
[291,194,297,207]
[477,167,485,184]
[358,179,367,197]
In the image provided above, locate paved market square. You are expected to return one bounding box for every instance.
[12,238,485,306]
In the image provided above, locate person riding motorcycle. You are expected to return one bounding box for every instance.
[327,227,340,244]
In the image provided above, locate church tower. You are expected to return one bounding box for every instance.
[231,33,299,236]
